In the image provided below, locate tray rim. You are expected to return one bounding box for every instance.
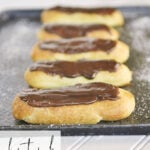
[0,124,149,136]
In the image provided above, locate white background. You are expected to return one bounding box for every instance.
[0,0,150,11]
[0,131,61,150]
[0,0,150,150]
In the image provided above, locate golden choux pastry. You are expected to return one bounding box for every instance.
[12,82,135,124]
[38,24,119,41]
[24,60,132,88]
[31,38,129,63]
[41,6,124,26]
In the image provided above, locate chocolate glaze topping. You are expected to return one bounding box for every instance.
[30,60,120,79]
[49,6,116,15]
[39,38,116,54]
[19,82,119,107]
[44,24,110,38]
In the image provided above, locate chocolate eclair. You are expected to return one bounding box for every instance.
[38,24,119,41]
[25,60,132,88]
[12,82,135,124]
[41,6,124,26]
[31,38,129,63]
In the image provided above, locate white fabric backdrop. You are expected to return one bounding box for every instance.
[0,0,150,11]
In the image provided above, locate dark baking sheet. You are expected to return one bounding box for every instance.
[0,7,150,135]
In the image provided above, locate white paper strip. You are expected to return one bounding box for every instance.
[0,131,61,150]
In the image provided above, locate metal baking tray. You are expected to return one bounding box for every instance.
[0,7,150,135]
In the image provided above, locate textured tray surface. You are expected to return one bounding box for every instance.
[0,7,149,135]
